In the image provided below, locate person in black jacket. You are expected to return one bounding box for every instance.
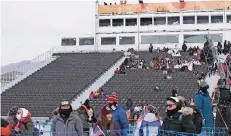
[182,42,187,52]
[162,97,196,134]
[76,99,97,135]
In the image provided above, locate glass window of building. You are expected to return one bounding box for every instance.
[141,35,178,44]
[183,16,195,24]
[125,18,137,26]
[140,18,152,26]
[61,38,76,46]
[184,34,222,43]
[112,19,124,26]
[101,37,116,45]
[79,37,94,45]
[227,15,231,23]
[168,16,180,25]
[119,37,135,45]
[99,19,111,27]
[211,15,223,23]
[197,16,209,24]
[154,17,166,25]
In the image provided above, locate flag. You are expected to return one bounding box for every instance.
[93,126,105,136]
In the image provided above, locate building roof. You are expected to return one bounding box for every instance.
[98,1,231,14]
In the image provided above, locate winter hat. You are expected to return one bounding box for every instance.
[16,108,31,122]
[60,99,70,106]
[146,105,157,114]
[8,106,19,116]
[101,104,112,116]
[167,97,180,103]
[83,99,90,106]
[107,96,118,103]
[110,92,117,98]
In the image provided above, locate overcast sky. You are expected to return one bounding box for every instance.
[1,0,210,66]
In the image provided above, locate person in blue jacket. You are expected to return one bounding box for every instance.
[194,81,214,127]
[106,93,129,136]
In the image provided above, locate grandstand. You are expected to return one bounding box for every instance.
[90,52,207,115]
[1,52,123,117]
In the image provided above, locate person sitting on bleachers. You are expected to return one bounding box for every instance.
[89,91,94,100]
[6,106,19,129]
[114,68,120,74]
[125,98,133,110]
[171,88,178,97]
[154,83,160,92]
[134,105,162,136]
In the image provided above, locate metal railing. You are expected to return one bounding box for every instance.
[13,123,228,136]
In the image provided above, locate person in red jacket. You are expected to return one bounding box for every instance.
[1,118,12,136]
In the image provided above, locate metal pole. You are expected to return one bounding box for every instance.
[95,0,99,52]
[138,12,140,52]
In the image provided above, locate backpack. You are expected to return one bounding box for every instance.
[179,107,204,134]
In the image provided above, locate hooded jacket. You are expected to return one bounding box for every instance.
[162,107,196,133]
[112,105,129,136]
[194,90,213,127]
[51,112,83,136]
[134,113,162,136]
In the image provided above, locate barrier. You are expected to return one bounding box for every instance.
[11,123,227,136]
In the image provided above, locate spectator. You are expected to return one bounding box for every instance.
[197,76,204,88]
[162,97,196,133]
[52,99,83,136]
[182,42,187,52]
[125,98,133,110]
[94,90,99,98]
[114,68,120,74]
[13,108,35,135]
[154,83,160,92]
[93,105,120,136]
[188,96,195,107]
[1,118,12,136]
[76,99,97,134]
[149,44,153,53]
[194,81,214,127]
[166,74,172,79]
[6,106,19,129]
[107,94,129,136]
[171,88,177,97]
[134,105,162,136]
[89,92,94,100]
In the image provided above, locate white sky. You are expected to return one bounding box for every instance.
[1,0,211,66]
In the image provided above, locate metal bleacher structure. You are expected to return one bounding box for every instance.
[90,51,207,115]
[1,52,123,117]
[1,50,208,119]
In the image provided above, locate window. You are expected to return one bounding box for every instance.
[101,37,116,45]
[154,17,166,25]
[197,16,209,24]
[99,19,111,27]
[168,16,180,25]
[112,19,124,26]
[141,35,179,44]
[79,37,94,45]
[184,34,223,43]
[119,37,135,45]
[140,18,152,26]
[61,38,76,46]
[183,16,195,24]
[126,18,137,26]
[227,15,231,23]
[211,15,223,23]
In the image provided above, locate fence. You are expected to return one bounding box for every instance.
[12,123,227,136]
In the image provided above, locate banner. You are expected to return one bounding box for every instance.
[98,1,231,14]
